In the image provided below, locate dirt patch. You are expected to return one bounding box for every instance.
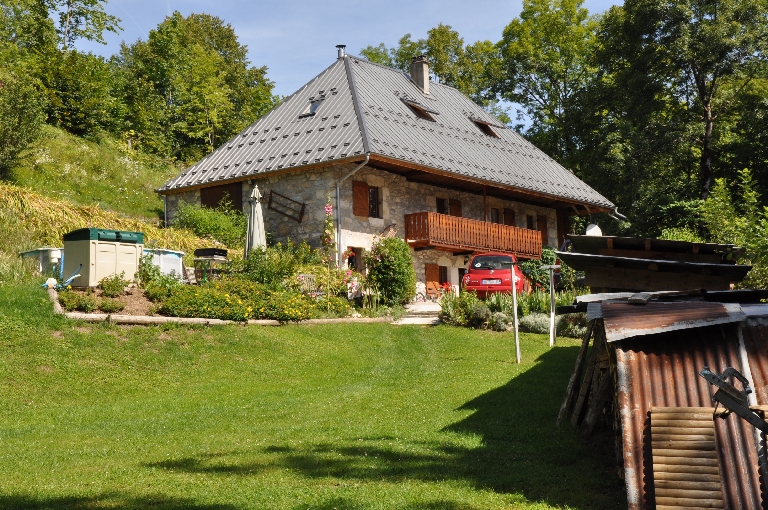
[60,287,156,316]
[51,331,63,338]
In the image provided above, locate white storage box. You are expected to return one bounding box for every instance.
[143,249,185,278]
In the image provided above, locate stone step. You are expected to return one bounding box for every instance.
[392,317,441,325]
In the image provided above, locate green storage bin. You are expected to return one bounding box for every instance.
[63,228,144,244]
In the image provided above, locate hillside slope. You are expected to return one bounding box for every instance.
[0,183,218,282]
[7,126,182,220]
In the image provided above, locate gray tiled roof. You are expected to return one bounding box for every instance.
[159,56,614,210]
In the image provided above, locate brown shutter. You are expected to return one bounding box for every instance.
[537,215,549,245]
[352,181,369,216]
[425,263,440,297]
[449,199,462,217]
[200,182,243,211]
[503,208,515,226]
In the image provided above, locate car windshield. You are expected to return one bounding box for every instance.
[471,255,513,270]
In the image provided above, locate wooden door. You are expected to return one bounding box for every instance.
[449,199,462,217]
[503,208,515,226]
[201,182,243,211]
[537,215,549,245]
[352,181,369,216]
[425,263,440,297]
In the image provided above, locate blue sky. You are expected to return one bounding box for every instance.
[76,0,620,98]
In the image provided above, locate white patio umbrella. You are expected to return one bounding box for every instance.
[244,185,267,258]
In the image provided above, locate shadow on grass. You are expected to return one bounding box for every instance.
[146,346,624,509]
[0,493,238,510]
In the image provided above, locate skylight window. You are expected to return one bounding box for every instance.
[299,99,324,118]
[401,98,437,122]
[472,119,501,138]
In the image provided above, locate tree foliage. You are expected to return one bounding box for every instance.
[0,71,46,175]
[496,0,598,161]
[116,12,277,161]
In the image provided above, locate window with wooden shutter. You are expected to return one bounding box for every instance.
[352,181,369,217]
[449,199,462,217]
[490,208,500,223]
[425,263,440,298]
[200,183,243,212]
[436,198,449,214]
[537,215,549,245]
[504,208,515,226]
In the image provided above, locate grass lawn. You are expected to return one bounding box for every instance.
[0,283,624,509]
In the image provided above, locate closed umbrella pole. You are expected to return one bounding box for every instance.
[245,185,267,259]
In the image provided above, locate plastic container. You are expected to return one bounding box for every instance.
[63,228,144,287]
[143,249,185,277]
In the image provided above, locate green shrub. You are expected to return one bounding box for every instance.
[99,272,129,297]
[158,278,322,323]
[239,241,320,288]
[488,312,510,332]
[172,198,246,248]
[135,252,162,287]
[314,296,353,317]
[99,298,125,313]
[520,246,581,291]
[439,291,482,327]
[364,237,416,306]
[59,289,98,312]
[158,284,251,322]
[468,302,491,328]
[142,272,182,302]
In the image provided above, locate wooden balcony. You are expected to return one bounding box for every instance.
[404,212,542,259]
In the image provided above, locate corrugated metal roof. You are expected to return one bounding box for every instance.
[159,55,614,210]
[614,322,764,510]
[160,59,366,191]
[600,301,745,342]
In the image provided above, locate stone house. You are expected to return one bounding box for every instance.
[158,47,615,290]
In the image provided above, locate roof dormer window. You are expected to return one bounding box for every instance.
[471,118,500,138]
[299,99,324,118]
[401,98,437,122]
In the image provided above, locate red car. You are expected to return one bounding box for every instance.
[462,252,525,298]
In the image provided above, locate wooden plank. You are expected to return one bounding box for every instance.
[580,362,612,438]
[556,320,593,426]
[653,471,722,482]
[655,497,723,508]
[652,407,718,415]
[655,488,723,499]
[652,449,718,459]
[570,322,606,427]
[651,424,717,434]
[653,456,722,467]
[651,433,715,442]
[651,441,717,451]
[651,407,723,510]
[652,464,721,475]
[584,265,733,292]
[655,480,722,491]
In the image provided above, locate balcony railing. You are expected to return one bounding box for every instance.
[404,212,542,259]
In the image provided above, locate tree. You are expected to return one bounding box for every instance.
[496,0,598,162]
[0,71,46,176]
[42,0,122,49]
[619,0,768,199]
[360,24,499,107]
[116,12,277,161]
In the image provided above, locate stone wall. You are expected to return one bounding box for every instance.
[162,162,559,286]
[338,165,558,252]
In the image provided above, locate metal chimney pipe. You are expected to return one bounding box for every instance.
[336,45,346,59]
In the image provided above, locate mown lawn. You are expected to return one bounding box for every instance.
[0,283,624,509]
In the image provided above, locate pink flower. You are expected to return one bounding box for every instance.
[346,270,352,276]
[325,204,333,216]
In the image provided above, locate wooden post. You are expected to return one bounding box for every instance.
[571,320,606,427]
[512,261,520,364]
[541,264,560,347]
[556,320,593,426]
[483,186,487,222]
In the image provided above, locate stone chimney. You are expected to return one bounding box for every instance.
[410,55,429,95]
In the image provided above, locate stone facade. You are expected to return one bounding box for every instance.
[162,163,558,285]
